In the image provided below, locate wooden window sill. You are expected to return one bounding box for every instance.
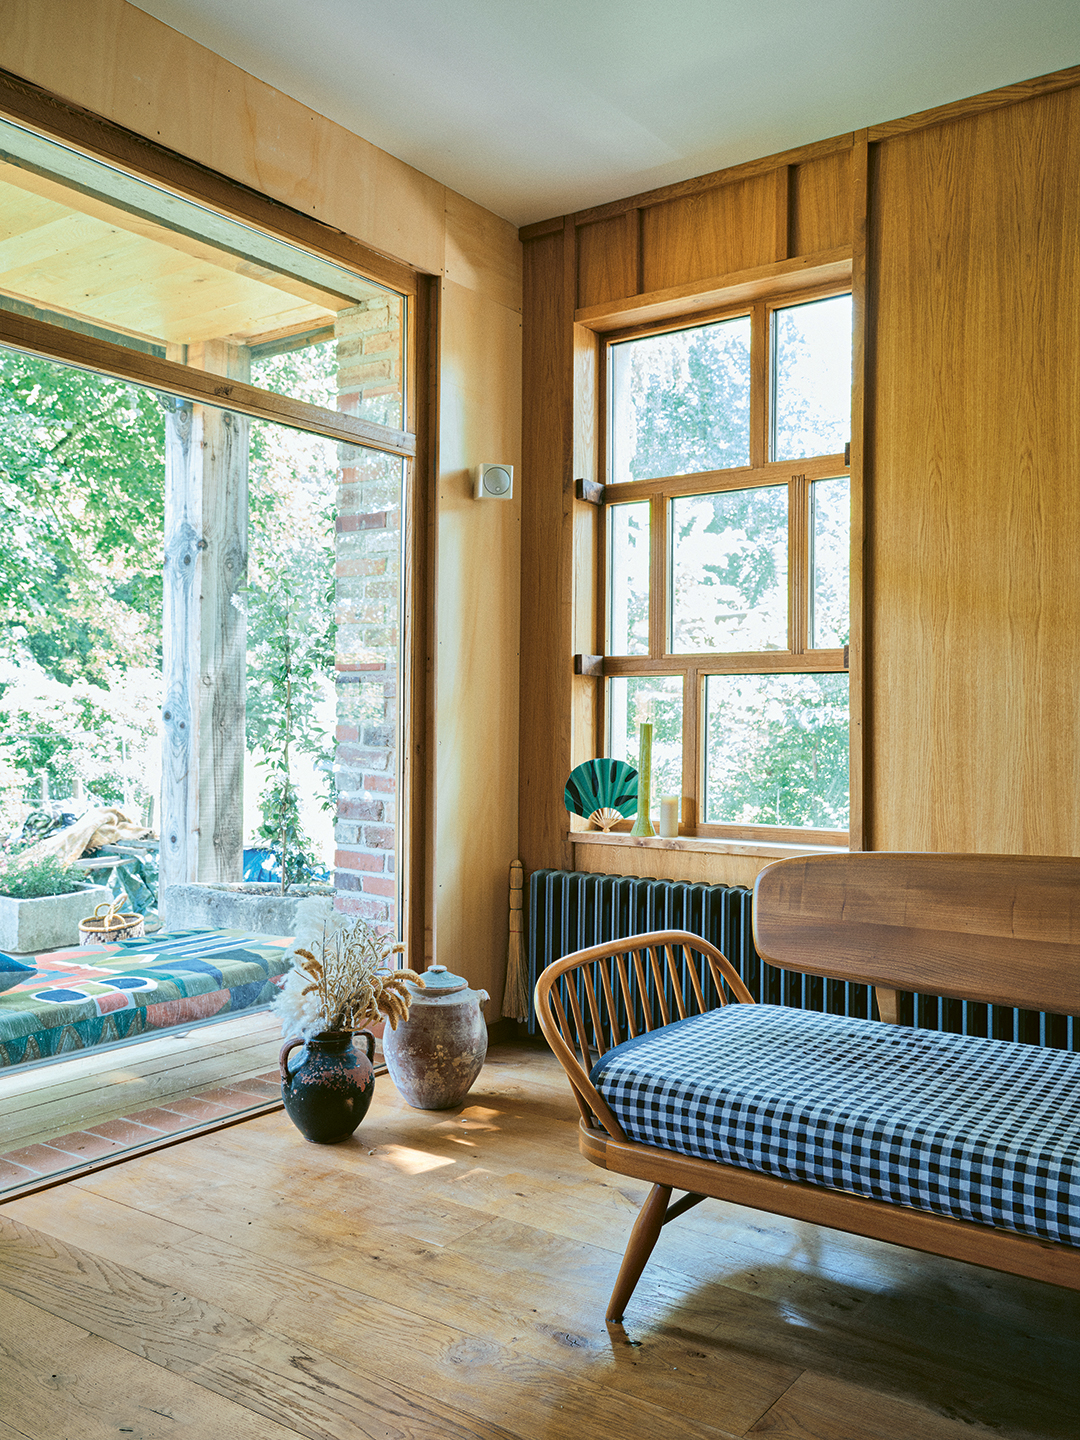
[567,831,848,861]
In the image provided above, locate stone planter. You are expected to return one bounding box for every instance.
[162,882,334,937]
[0,885,112,955]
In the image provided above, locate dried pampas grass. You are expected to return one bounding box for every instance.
[272,911,424,1039]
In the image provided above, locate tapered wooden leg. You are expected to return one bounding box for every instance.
[607,1183,672,1323]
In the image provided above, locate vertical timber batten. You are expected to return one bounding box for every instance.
[161,397,200,889]
[161,341,249,890]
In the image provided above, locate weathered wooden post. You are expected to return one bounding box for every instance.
[160,342,249,892]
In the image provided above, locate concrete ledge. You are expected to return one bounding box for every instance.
[162,884,334,937]
[0,886,113,954]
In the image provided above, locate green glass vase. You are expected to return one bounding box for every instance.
[630,721,655,836]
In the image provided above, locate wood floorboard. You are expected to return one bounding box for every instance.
[0,1287,306,1440]
[56,1071,1080,1432]
[0,1421,36,1440]
[69,1116,1076,1437]
[1,1043,1077,1440]
[0,1214,737,1440]
[745,1372,991,1439]
[5,1181,795,1433]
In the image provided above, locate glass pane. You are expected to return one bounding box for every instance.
[608,501,650,655]
[811,476,850,649]
[611,315,750,483]
[705,673,849,829]
[772,295,852,461]
[0,116,404,428]
[608,676,683,818]
[671,487,787,653]
[246,429,403,908]
[0,340,405,1147]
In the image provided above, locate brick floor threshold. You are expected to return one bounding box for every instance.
[0,1072,284,1198]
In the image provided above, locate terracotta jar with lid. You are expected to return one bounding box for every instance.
[382,964,489,1109]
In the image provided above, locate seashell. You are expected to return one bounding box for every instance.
[564,758,639,821]
[588,807,623,832]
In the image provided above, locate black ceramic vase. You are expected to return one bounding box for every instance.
[279,1028,376,1143]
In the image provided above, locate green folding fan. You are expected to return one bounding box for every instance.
[564,759,639,832]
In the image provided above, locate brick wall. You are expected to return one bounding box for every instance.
[333,298,404,925]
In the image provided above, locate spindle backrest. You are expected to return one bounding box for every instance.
[533,929,754,1140]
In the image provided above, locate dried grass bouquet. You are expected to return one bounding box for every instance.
[273,902,425,1039]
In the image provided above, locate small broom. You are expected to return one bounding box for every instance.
[501,858,530,1022]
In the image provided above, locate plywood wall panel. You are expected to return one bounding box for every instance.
[436,279,522,1015]
[868,86,1080,856]
[641,174,779,294]
[0,0,447,276]
[790,150,853,257]
[577,213,638,310]
[444,190,522,313]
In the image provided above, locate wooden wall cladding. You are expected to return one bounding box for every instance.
[640,172,783,295]
[522,66,1080,881]
[577,213,638,311]
[868,83,1080,856]
[570,145,854,315]
[520,228,574,876]
[790,149,853,258]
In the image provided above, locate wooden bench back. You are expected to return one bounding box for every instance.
[753,853,1080,1017]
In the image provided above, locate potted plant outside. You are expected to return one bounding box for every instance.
[0,854,110,953]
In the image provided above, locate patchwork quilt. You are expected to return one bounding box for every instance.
[0,929,294,1068]
[591,1004,1080,1249]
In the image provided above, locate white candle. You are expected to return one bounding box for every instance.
[659,795,680,838]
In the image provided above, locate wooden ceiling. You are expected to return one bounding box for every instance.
[0,160,346,349]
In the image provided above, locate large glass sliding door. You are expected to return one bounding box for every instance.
[0,105,416,1187]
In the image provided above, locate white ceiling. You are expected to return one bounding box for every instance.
[130,0,1080,227]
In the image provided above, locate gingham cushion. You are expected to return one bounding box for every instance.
[590,1004,1080,1248]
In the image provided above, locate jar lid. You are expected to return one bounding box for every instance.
[414,963,468,995]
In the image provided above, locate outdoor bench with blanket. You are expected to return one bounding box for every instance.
[0,929,293,1068]
[533,852,1080,1321]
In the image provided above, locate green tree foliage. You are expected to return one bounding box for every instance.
[0,350,165,685]
[245,395,337,888]
[621,316,751,481]
[246,561,334,890]
[0,342,338,867]
[705,674,849,829]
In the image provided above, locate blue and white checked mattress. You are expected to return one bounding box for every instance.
[590,1005,1080,1248]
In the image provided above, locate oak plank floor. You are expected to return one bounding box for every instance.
[2,1041,1078,1440]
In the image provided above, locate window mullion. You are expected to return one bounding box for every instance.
[789,472,809,655]
[750,301,768,469]
[682,666,702,832]
[649,493,668,659]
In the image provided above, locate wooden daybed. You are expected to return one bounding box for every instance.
[533,853,1080,1322]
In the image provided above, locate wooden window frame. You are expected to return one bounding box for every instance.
[0,67,436,964]
[599,284,852,846]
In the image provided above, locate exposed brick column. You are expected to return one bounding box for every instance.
[333,297,403,926]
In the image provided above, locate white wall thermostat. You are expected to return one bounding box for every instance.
[474,463,514,500]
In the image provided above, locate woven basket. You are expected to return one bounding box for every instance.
[78,899,145,947]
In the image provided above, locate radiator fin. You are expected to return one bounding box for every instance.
[526,869,1078,1051]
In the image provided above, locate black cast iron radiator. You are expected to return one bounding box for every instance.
[525,869,1078,1051]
